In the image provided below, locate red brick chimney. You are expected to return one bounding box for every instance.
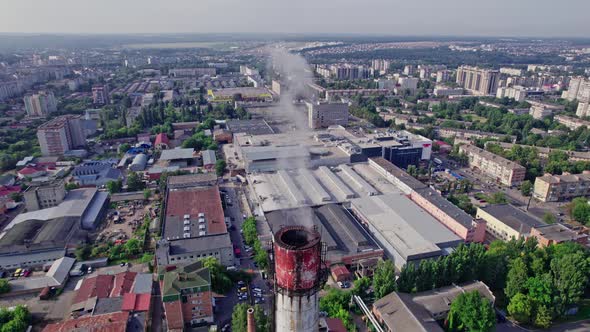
[247,307,255,332]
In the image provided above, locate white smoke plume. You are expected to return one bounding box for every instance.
[267,47,317,229]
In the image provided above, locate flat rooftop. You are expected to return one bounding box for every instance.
[478,204,544,234]
[159,148,195,161]
[165,185,227,240]
[248,163,400,212]
[265,204,382,265]
[351,193,461,261]
[226,119,275,135]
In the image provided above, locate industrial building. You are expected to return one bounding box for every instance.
[459,144,526,187]
[72,159,122,187]
[265,204,383,268]
[226,119,275,136]
[156,174,233,269]
[372,281,495,332]
[248,163,399,213]
[207,87,272,102]
[129,153,148,171]
[8,257,75,295]
[533,172,590,202]
[23,180,67,211]
[476,204,544,241]
[306,101,349,129]
[351,193,462,270]
[233,128,431,173]
[273,226,327,332]
[0,188,108,269]
[159,148,196,168]
[369,157,486,243]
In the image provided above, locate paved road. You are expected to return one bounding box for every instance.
[496,319,590,332]
[152,281,165,332]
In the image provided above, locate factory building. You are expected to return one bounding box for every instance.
[350,193,462,270]
[129,153,148,172]
[306,102,349,129]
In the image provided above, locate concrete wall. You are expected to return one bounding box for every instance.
[275,292,319,332]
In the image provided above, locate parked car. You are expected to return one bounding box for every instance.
[23,270,31,277]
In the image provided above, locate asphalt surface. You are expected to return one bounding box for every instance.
[214,181,273,328]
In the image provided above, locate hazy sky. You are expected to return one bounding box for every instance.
[1,0,588,37]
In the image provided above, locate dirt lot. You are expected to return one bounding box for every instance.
[96,199,157,244]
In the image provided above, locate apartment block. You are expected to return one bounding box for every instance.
[565,77,590,102]
[554,115,590,130]
[37,115,86,156]
[576,102,590,118]
[160,261,214,329]
[459,144,526,187]
[533,172,590,202]
[456,66,499,96]
[24,91,57,117]
[496,86,527,102]
[92,85,110,105]
[307,102,349,129]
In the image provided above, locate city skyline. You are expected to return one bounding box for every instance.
[1,0,589,38]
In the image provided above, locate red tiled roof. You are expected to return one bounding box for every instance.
[42,312,129,332]
[110,271,137,297]
[166,185,227,234]
[73,275,115,305]
[330,265,350,278]
[164,300,184,330]
[122,293,151,312]
[0,185,21,198]
[155,133,170,146]
[326,318,347,332]
[18,165,45,175]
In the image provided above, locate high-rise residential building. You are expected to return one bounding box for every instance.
[24,91,57,117]
[456,66,500,96]
[330,64,370,80]
[565,77,590,102]
[306,102,349,129]
[436,70,451,83]
[496,86,528,102]
[403,65,415,76]
[371,59,391,73]
[577,102,590,118]
[499,67,524,76]
[92,85,109,105]
[396,77,419,95]
[37,115,86,156]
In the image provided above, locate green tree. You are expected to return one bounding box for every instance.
[373,260,397,298]
[534,305,552,329]
[550,251,590,315]
[231,303,248,332]
[215,159,227,176]
[487,192,508,204]
[126,171,145,191]
[352,277,371,301]
[447,291,496,332]
[106,179,123,194]
[65,182,80,191]
[507,293,534,324]
[201,257,233,294]
[123,238,142,256]
[118,143,131,154]
[242,217,258,246]
[75,244,92,261]
[143,189,152,200]
[506,257,529,299]
[520,180,533,196]
[0,279,10,294]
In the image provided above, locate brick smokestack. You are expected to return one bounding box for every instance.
[247,307,255,332]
